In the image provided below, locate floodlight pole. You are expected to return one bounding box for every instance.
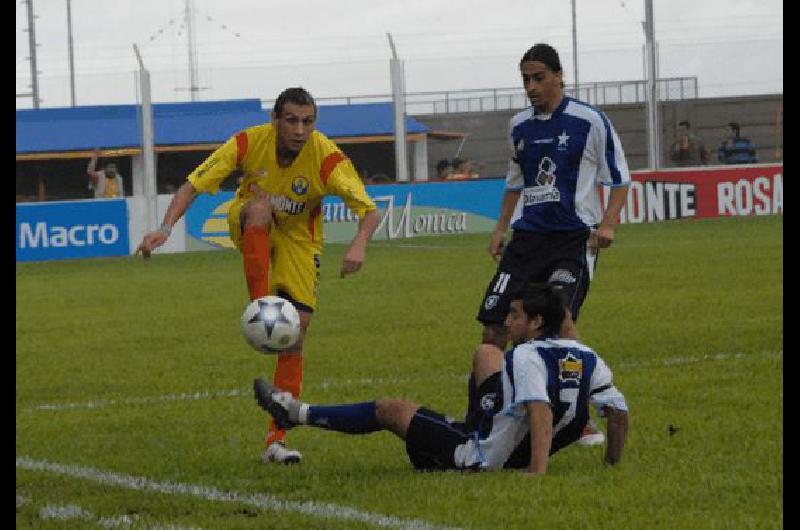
[571,0,579,96]
[25,0,40,108]
[644,0,660,169]
[66,0,76,106]
[185,0,199,101]
[388,33,409,183]
[134,44,158,233]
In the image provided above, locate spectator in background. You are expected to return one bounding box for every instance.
[436,159,452,179]
[669,120,709,167]
[717,122,758,164]
[87,148,125,198]
[449,157,479,179]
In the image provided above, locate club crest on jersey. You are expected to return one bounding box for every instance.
[484,295,500,310]
[558,353,583,384]
[557,130,570,150]
[292,176,309,196]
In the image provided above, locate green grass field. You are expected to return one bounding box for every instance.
[17,215,783,529]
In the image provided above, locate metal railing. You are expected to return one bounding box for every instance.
[263,77,698,116]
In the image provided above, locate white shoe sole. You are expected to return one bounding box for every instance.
[262,443,302,464]
[577,433,605,446]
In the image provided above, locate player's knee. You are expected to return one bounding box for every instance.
[472,344,503,382]
[241,197,273,228]
[375,398,417,437]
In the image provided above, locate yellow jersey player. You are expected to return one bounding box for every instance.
[136,87,380,464]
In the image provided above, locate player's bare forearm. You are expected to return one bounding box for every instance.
[489,190,520,258]
[600,186,629,229]
[526,402,553,475]
[352,208,380,247]
[591,186,629,249]
[603,407,628,466]
[340,209,379,278]
[161,180,197,229]
[136,181,197,258]
[494,189,521,234]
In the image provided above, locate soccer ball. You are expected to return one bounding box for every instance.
[241,296,301,354]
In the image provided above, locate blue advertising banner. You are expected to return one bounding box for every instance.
[16,199,130,262]
[184,179,506,249]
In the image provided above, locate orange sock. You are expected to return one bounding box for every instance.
[242,225,270,301]
[265,353,304,446]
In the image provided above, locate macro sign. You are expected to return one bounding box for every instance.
[16,199,130,262]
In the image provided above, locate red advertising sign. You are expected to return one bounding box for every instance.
[601,164,783,223]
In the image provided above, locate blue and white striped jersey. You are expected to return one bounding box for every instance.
[506,96,631,232]
[453,337,628,470]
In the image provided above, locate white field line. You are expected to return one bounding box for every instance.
[25,350,782,413]
[26,497,200,529]
[16,457,458,530]
[39,503,94,521]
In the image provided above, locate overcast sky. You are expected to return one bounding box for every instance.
[16,0,783,108]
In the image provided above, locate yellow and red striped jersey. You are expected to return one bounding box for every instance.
[188,123,376,250]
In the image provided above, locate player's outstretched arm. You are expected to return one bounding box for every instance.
[136,181,197,259]
[340,209,380,278]
[526,402,553,475]
[603,406,628,466]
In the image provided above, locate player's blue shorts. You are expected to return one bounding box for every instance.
[477,228,593,325]
[405,408,472,471]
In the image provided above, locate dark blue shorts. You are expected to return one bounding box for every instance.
[405,408,471,471]
[476,228,594,325]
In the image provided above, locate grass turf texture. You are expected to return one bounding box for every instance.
[17,215,782,529]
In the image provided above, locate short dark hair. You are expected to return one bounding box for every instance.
[678,120,691,128]
[520,43,562,73]
[728,122,740,134]
[517,283,566,337]
[436,159,451,172]
[273,87,317,117]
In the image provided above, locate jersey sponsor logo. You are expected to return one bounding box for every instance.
[480,393,497,411]
[196,158,219,178]
[522,157,561,206]
[536,157,557,186]
[292,176,310,196]
[534,138,553,144]
[271,195,306,215]
[548,269,577,284]
[484,295,500,310]
[558,353,583,384]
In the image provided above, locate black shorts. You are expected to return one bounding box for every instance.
[476,229,595,325]
[405,408,471,471]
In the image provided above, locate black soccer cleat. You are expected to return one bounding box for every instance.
[253,378,299,430]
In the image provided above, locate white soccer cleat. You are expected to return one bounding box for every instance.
[577,420,605,446]
[261,441,302,464]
